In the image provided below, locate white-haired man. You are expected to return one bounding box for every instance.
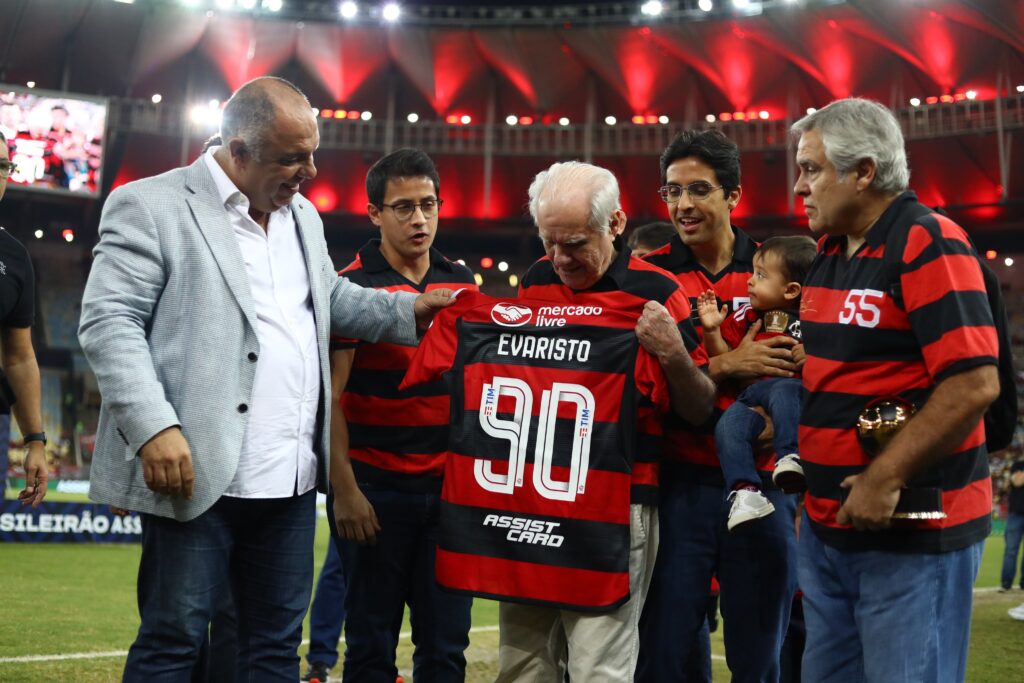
[793,97,999,681]
[79,77,452,679]
[490,161,716,681]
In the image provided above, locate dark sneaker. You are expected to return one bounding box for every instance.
[302,661,330,682]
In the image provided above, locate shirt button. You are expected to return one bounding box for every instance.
[248,352,258,362]
[238,403,248,413]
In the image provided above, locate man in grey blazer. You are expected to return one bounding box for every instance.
[79,77,452,680]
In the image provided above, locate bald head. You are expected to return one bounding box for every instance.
[219,77,310,162]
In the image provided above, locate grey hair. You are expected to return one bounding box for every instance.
[791,98,910,194]
[219,77,308,161]
[527,161,620,233]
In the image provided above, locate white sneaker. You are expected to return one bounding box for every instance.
[727,489,775,531]
[773,454,807,494]
[1009,604,1024,621]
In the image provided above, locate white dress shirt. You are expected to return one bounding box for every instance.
[204,150,320,498]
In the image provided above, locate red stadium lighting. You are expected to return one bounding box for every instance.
[334,110,347,119]
[632,115,645,124]
[759,110,769,120]
[939,95,953,103]
[320,109,334,118]
[953,93,966,102]
[734,112,746,120]
[518,116,534,125]
[645,115,658,124]
[347,110,360,119]
[480,257,494,269]
[719,113,733,121]
[985,250,997,260]
[460,114,472,124]
[925,96,939,104]
[446,114,459,124]
[62,228,75,243]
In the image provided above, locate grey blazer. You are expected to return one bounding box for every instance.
[79,157,419,521]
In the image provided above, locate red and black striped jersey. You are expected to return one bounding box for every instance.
[518,247,707,505]
[332,240,477,493]
[643,229,770,482]
[401,290,672,610]
[800,192,998,553]
[720,307,803,379]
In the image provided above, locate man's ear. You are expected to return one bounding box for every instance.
[855,158,877,192]
[367,203,382,228]
[783,280,802,303]
[227,138,251,165]
[609,209,627,237]
[726,184,742,212]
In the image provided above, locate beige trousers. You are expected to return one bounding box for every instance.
[494,504,659,683]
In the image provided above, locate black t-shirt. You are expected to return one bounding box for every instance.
[0,230,35,328]
[1010,461,1024,516]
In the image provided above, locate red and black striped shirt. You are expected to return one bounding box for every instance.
[333,240,477,493]
[643,229,771,483]
[401,290,672,610]
[800,192,998,553]
[519,247,707,504]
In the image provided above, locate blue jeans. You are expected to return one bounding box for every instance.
[715,378,801,492]
[306,536,354,668]
[799,513,983,683]
[637,477,797,682]
[336,487,472,683]
[1000,512,1024,590]
[125,490,316,682]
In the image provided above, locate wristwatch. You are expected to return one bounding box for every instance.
[23,432,46,445]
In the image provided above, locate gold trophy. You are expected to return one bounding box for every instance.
[854,397,947,521]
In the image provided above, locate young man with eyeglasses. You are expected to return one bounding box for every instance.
[0,133,47,510]
[637,129,799,683]
[326,148,476,682]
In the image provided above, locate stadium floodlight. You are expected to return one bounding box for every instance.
[605,115,617,125]
[733,0,750,9]
[460,114,471,124]
[1017,85,1024,93]
[640,1,663,17]
[151,94,163,104]
[909,97,920,106]
[26,81,35,88]
[705,114,716,122]
[698,0,713,12]
[506,115,518,126]
[806,107,816,115]
[659,115,669,124]
[382,2,401,22]
[1006,257,1015,267]
[759,110,769,119]
[966,90,977,100]
[34,229,43,239]
[215,0,234,10]
[263,0,283,10]
[508,274,519,287]
[407,112,419,123]
[498,261,509,272]
[360,111,372,120]
[238,0,257,9]
[339,1,357,19]
[558,117,570,126]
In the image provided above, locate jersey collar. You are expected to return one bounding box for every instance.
[357,238,455,275]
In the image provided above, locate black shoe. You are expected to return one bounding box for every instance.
[302,661,330,682]
[999,585,1011,593]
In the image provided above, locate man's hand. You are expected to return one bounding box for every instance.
[836,466,903,531]
[138,427,194,499]
[18,443,48,508]
[636,301,687,362]
[332,487,380,545]
[696,289,728,332]
[715,320,797,381]
[414,288,457,334]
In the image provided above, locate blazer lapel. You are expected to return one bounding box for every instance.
[183,158,259,332]
[291,198,328,340]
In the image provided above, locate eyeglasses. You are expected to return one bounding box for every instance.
[379,198,443,221]
[0,161,17,179]
[658,181,724,203]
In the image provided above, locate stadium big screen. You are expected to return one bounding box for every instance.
[0,85,106,197]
